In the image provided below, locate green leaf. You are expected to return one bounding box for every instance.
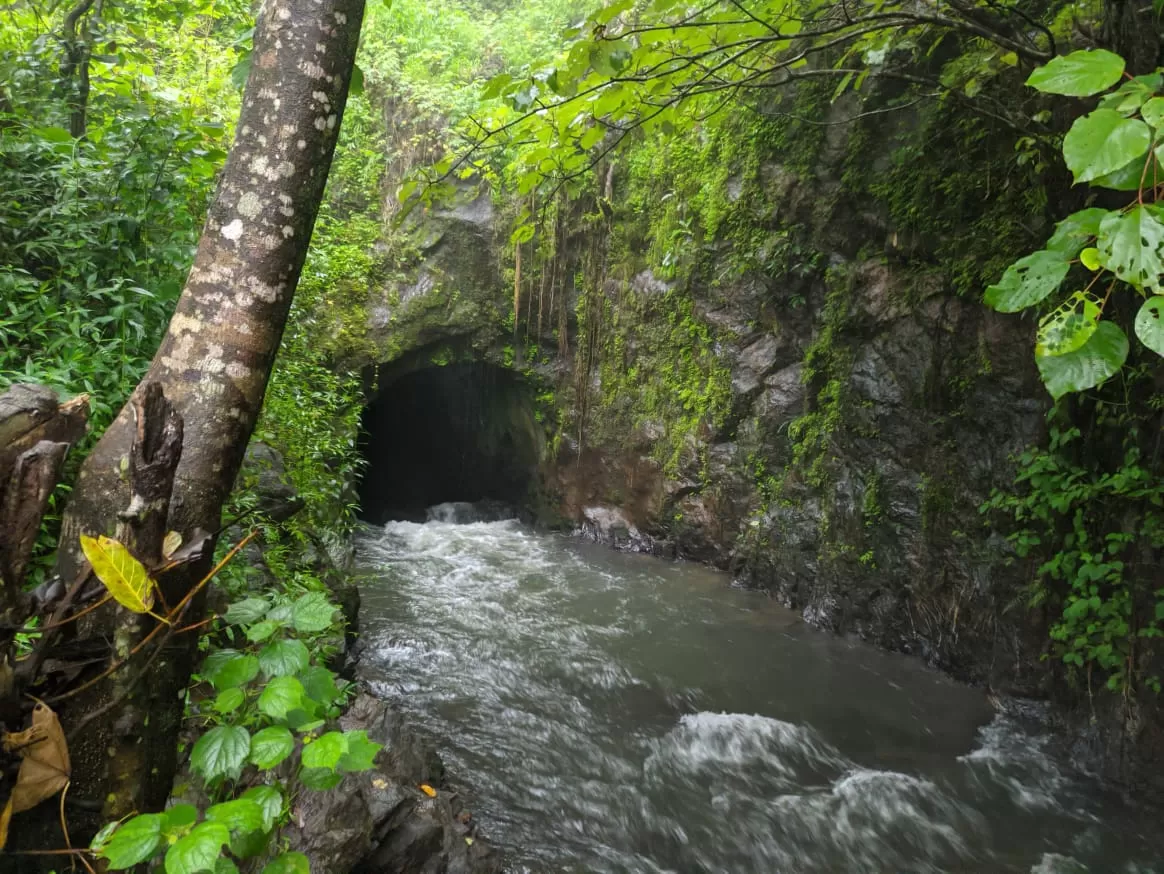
[1036,292,1100,356]
[164,804,199,833]
[259,639,310,677]
[302,731,348,770]
[246,620,279,642]
[205,798,266,835]
[1063,110,1152,184]
[291,592,337,633]
[202,650,260,691]
[349,63,365,97]
[230,51,252,91]
[241,785,284,832]
[1036,321,1129,398]
[261,852,311,874]
[215,859,241,874]
[191,725,251,783]
[1026,50,1125,96]
[258,675,305,720]
[98,813,164,869]
[338,730,382,772]
[249,726,296,769]
[1080,247,1101,271]
[213,687,245,714]
[224,597,269,625]
[1045,207,1108,257]
[164,822,230,874]
[300,767,344,791]
[1097,205,1164,291]
[1089,149,1164,191]
[984,250,1070,312]
[301,666,342,706]
[1142,97,1164,129]
[1134,296,1164,356]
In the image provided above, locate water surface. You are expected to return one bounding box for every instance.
[355,517,1162,873]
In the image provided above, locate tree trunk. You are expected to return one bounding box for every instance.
[39,0,365,848]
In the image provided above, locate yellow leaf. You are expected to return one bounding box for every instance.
[162,531,182,559]
[3,701,71,813]
[1080,247,1102,271]
[419,783,437,798]
[80,534,156,613]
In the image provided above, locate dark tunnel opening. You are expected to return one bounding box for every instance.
[357,363,543,523]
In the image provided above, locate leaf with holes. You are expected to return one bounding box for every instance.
[1135,296,1164,355]
[1063,110,1152,184]
[1036,321,1128,398]
[191,725,251,783]
[1097,205,1164,292]
[1036,292,1100,357]
[984,250,1070,312]
[80,534,156,613]
[1026,49,1124,96]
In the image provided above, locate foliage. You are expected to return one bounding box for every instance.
[982,400,1164,694]
[984,50,1164,398]
[88,533,379,873]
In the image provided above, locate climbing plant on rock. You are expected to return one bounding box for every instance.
[984,49,1164,398]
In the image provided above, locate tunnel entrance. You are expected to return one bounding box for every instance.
[357,362,543,523]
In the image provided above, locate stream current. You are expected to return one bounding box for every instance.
[355,513,1163,873]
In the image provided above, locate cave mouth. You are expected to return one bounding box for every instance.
[357,362,543,524]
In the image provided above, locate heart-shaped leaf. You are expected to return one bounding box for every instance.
[1063,110,1152,184]
[1036,320,1128,398]
[1026,49,1124,96]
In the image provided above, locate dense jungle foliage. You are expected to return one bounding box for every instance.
[0,0,1163,865]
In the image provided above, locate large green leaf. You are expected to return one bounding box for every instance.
[301,731,348,770]
[1026,49,1124,96]
[984,250,1070,312]
[191,725,251,783]
[98,813,164,869]
[202,650,260,691]
[1062,110,1152,184]
[1090,150,1164,191]
[1097,205,1164,291]
[1036,321,1129,398]
[1142,97,1164,130]
[259,639,310,678]
[165,822,230,874]
[291,592,338,633]
[1135,296,1164,355]
[300,767,344,791]
[1045,207,1108,256]
[258,675,305,720]
[249,726,296,770]
[224,597,269,625]
[205,798,266,835]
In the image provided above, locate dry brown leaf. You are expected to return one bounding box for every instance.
[0,798,11,850]
[3,701,71,813]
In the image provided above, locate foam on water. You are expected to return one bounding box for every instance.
[353,519,1164,873]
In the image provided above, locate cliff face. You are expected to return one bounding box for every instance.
[351,80,1164,790]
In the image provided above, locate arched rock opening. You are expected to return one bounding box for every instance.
[357,363,543,523]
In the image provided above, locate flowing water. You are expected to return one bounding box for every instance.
[354,513,1163,874]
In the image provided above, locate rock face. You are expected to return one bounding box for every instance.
[284,693,502,874]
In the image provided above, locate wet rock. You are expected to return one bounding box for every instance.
[239,441,305,523]
[578,505,660,554]
[283,693,501,874]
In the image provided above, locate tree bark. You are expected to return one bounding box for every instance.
[42,0,365,846]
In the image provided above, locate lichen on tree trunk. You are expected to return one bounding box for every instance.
[34,0,366,849]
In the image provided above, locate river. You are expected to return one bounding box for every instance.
[353,513,1163,873]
